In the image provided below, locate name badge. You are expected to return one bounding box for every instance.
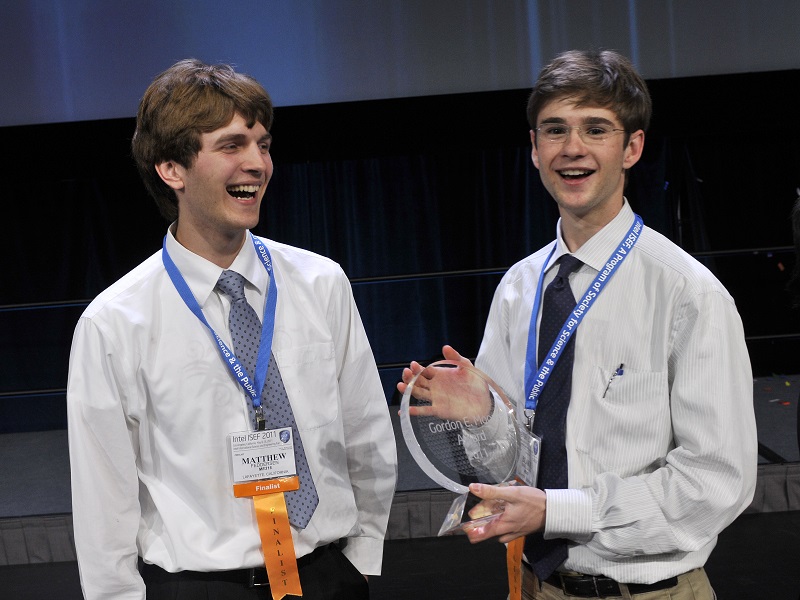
[516,428,541,487]
[228,427,297,484]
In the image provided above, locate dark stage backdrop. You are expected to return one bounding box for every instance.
[1,70,799,433]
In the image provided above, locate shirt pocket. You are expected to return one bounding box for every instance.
[274,341,339,431]
[574,364,671,476]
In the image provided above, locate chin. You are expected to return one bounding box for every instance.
[228,208,261,231]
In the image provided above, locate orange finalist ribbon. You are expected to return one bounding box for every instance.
[235,476,302,600]
[507,537,524,600]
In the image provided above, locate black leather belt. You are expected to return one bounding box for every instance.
[140,542,332,588]
[544,571,679,597]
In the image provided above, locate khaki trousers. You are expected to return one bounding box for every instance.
[521,567,716,600]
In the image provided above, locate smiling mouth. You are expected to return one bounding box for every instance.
[227,184,261,199]
[558,169,595,179]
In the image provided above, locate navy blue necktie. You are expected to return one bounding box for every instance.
[525,254,582,581]
[216,270,319,528]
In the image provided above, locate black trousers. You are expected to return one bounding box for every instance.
[140,543,369,600]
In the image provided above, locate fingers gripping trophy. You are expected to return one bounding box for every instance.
[399,347,523,535]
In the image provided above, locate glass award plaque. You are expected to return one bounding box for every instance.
[399,361,520,535]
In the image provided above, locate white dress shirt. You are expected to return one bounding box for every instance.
[67,229,397,600]
[475,200,757,584]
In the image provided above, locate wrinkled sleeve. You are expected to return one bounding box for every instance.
[67,316,145,600]
[327,271,398,574]
[475,275,518,404]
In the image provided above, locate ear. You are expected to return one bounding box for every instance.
[530,129,540,169]
[155,161,186,191]
[622,130,645,169]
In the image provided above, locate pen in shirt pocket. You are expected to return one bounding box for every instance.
[602,363,624,398]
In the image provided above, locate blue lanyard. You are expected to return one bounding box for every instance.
[523,215,643,415]
[162,233,278,418]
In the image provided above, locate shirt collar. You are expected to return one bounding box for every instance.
[549,198,636,273]
[164,227,268,306]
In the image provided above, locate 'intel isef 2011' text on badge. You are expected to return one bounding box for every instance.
[228,427,297,484]
[226,426,303,600]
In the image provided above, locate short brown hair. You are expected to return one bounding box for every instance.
[527,49,651,140]
[131,59,273,221]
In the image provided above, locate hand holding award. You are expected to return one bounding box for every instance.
[399,355,520,535]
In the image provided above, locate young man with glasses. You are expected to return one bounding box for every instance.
[400,49,756,599]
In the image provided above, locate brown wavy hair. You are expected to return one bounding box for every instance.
[131,59,273,221]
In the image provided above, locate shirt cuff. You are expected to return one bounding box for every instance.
[341,535,385,576]
[543,487,593,543]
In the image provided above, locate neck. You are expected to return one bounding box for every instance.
[559,199,625,252]
[559,217,602,252]
[173,221,247,268]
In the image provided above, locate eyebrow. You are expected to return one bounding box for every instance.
[539,116,616,126]
[213,132,272,145]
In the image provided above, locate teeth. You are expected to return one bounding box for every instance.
[227,184,260,199]
[227,185,260,193]
[559,170,591,176]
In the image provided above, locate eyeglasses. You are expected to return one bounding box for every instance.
[535,123,626,144]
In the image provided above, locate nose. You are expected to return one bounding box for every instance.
[241,142,270,175]
[561,127,588,154]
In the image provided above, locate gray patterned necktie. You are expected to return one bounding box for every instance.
[525,254,583,581]
[216,270,319,528]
